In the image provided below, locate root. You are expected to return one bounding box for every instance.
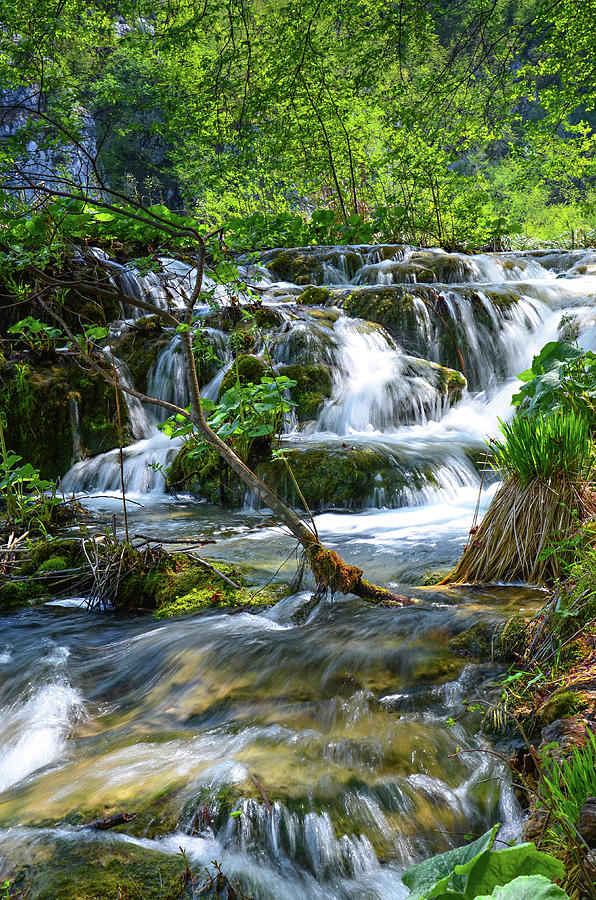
[305,543,414,606]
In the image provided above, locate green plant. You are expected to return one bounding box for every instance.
[161,374,296,464]
[0,419,60,527]
[402,825,567,899]
[7,315,62,353]
[539,730,596,840]
[491,412,595,487]
[448,412,596,585]
[513,341,596,429]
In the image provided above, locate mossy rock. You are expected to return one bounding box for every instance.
[257,445,428,511]
[116,551,279,614]
[170,441,445,511]
[0,359,132,479]
[418,569,452,586]
[268,250,324,284]
[218,354,268,398]
[449,621,501,658]
[11,837,185,900]
[278,364,333,421]
[111,324,170,393]
[343,286,423,352]
[0,580,47,609]
[296,285,330,306]
[29,538,85,571]
[0,539,87,609]
[537,689,590,728]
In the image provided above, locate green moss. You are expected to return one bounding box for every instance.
[29,538,84,570]
[539,690,589,727]
[115,551,279,614]
[218,354,268,398]
[13,838,185,900]
[257,445,424,510]
[253,307,284,329]
[268,251,324,284]
[154,584,277,618]
[0,360,132,479]
[279,364,333,421]
[418,569,451,586]
[0,580,46,609]
[36,555,69,572]
[296,286,330,306]
[343,287,421,349]
[449,621,501,658]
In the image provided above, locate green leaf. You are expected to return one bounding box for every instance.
[475,875,570,899]
[465,843,565,898]
[94,212,115,222]
[402,827,498,900]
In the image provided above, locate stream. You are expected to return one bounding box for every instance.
[2,244,596,897]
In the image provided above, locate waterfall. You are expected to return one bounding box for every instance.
[59,243,596,510]
[315,318,451,432]
[61,347,177,498]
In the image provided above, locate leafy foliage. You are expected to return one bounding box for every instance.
[539,730,596,847]
[402,827,568,900]
[513,341,596,428]
[161,375,296,463]
[0,421,60,528]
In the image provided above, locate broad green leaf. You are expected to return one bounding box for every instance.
[402,827,498,900]
[465,844,565,898]
[475,874,570,899]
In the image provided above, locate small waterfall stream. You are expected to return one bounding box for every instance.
[3,245,596,897]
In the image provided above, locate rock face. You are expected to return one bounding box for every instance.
[0,87,97,197]
[0,357,132,479]
[580,798,596,847]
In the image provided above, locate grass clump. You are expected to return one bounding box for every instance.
[492,412,595,486]
[448,413,596,585]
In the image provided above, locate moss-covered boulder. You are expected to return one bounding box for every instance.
[266,250,325,285]
[217,354,268,398]
[116,550,279,615]
[296,285,330,306]
[0,580,48,609]
[279,364,333,421]
[9,836,185,900]
[257,445,433,511]
[342,283,519,387]
[0,358,132,479]
[342,286,423,352]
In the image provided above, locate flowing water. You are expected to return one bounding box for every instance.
[2,245,596,896]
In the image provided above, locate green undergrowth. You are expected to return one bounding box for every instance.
[0,537,281,615]
[0,538,87,610]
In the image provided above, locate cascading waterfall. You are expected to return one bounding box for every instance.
[60,244,596,510]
